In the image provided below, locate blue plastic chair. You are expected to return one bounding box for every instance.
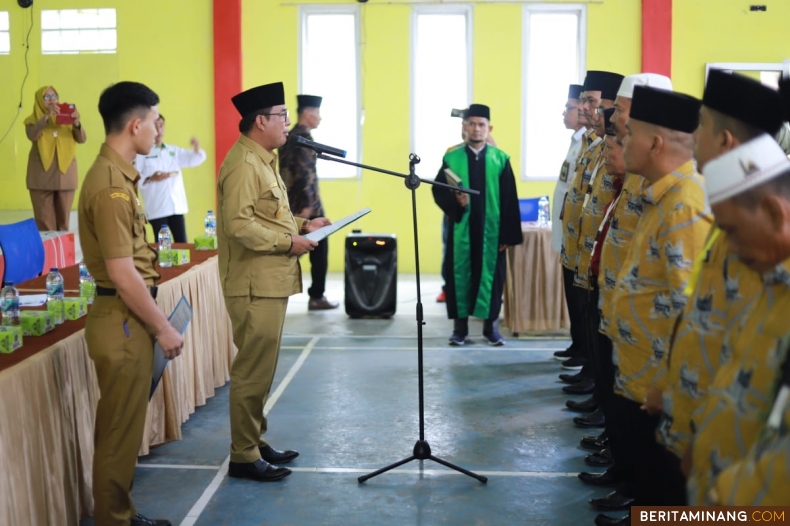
[0,218,45,285]
[518,197,542,222]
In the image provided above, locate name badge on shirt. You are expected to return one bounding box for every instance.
[559,161,570,183]
[275,206,286,219]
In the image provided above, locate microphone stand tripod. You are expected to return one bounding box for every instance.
[315,151,488,484]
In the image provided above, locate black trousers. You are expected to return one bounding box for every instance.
[149,215,187,244]
[307,238,329,299]
[562,267,587,359]
[585,286,611,405]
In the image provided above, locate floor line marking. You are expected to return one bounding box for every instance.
[137,464,220,470]
[280,346,569,352]
[282,334,568,341]
[179,336,319,526]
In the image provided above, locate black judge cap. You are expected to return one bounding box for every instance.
[466,104,490,121]
[583,71,625,101]
[603,108,616,136]
[630,86,701,133]
[231,82,285,117]
[780,76,790,124]
[568,84,583,100]
[297,94,322,112]
[703,70,783,135]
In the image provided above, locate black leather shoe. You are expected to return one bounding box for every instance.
[559,370,586,384]
[131,514,171,526]
[259,444,299,464]
[580,434,607,451]
[561,356,586,370]
[563,377,595,395]
[228,459,292,482]
[553,348,573,361]
[578,468,620,487]
[595,513,630,526]
[574,407,606,428]
[590,490,634,510]
[585,448,614,467]
[566,396,598,412]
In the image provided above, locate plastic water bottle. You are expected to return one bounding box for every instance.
[45,268,65,325]
[204,210,216,237]
[78,260,96,305]
[537,195,550,228]
[1,281,20,326]
[158,225,173,268]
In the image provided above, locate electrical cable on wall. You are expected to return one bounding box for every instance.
[0,5,34,145]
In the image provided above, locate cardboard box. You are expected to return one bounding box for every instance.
[194,236,218,251]
[20,311,54,336]
[0,326,23,353]
[63,297,88,320]
[169,248,191,266]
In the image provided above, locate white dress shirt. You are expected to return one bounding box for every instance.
[551,126,586,253]
[134,143,207,221]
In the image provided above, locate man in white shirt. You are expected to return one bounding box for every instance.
[135,114,207,242]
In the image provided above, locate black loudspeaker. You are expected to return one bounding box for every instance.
[345,232,397,318]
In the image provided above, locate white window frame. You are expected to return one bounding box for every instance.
[298,4,362,179]
[409,4,474,165]
[705,61,790,84]
[40,8,117,55]
[0,11,10,55]
[521,3,586,181]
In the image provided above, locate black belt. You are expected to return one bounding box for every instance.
[96,285,158,299]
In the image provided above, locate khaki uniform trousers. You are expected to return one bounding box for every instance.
[225,296,288,463]
[29,189,75,231]
[85,296,154,526]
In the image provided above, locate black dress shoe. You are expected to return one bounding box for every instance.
[563,377,595,395]
[259,444,299,464]
[561,356,586,370]
[553,348,573,361]
[580,434,608,451]
[578,468,620,487]
[228,459,292,482]
[595,513,630,526]
[131,514,171,526]
[590,490,635,510]
[566,396,598,412]
[585,448,614,467]
[574,407,605,428]
[559,371,585,384]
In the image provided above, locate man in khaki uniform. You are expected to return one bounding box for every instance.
[78,81,184,526]
[217,82,330,482]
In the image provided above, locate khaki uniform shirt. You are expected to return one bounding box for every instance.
[77,144,159,287]
[688,259,790,505]
[610,161,712,404]
[657,230,758,457]
[574,164,619,290]
[217,135,307,298]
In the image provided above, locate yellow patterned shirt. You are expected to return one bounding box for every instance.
[687,259,790,505]
[610,161,712,404]
[657,231,759,457]
[560,133,603,271]
[574,164,620,290]
[598,173,646,338]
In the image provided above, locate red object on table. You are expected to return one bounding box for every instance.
[0,231,76,281]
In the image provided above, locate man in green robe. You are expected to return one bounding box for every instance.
[432,104,523,346]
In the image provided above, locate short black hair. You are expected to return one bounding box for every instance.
[98,81,160,135]
[709,108,764,144]
[238,107,272,134]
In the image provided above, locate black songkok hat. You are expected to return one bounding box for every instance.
[568,84,584,100]
[703,70,783,135]
[603,108,617,136]
[583,71,625,101]
[780,75,790,124]
[466,104,490,120]
[630,86,701,133]
[231,82,285,117]
[297,94,322,112]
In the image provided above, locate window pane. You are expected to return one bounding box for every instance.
[0,11,9,31]
[523,12,581,179]
[0,32,9,55]
[413,12,470,179]
[41,9,117,54]
[301,11,359,178]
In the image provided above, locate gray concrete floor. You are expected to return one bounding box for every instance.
[77,275,611,526]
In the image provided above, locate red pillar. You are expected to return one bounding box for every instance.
[641,0,672,76]
[213,0,243,176]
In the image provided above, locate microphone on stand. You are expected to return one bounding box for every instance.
[295,136,347,158]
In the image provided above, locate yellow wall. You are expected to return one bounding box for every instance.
[0,0,215,241]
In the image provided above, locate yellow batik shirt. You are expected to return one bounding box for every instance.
[687,259,790,505]
[610,161,712,404]
[598,173,646,338]
[657,230,759,458]
[560,133,603,271]
[574,164,620,290]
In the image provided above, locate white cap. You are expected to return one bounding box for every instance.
[617,73,673,99]
[703,134,790,205]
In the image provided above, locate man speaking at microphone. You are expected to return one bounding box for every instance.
[217,82,331,482]
[279,94,339,311]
